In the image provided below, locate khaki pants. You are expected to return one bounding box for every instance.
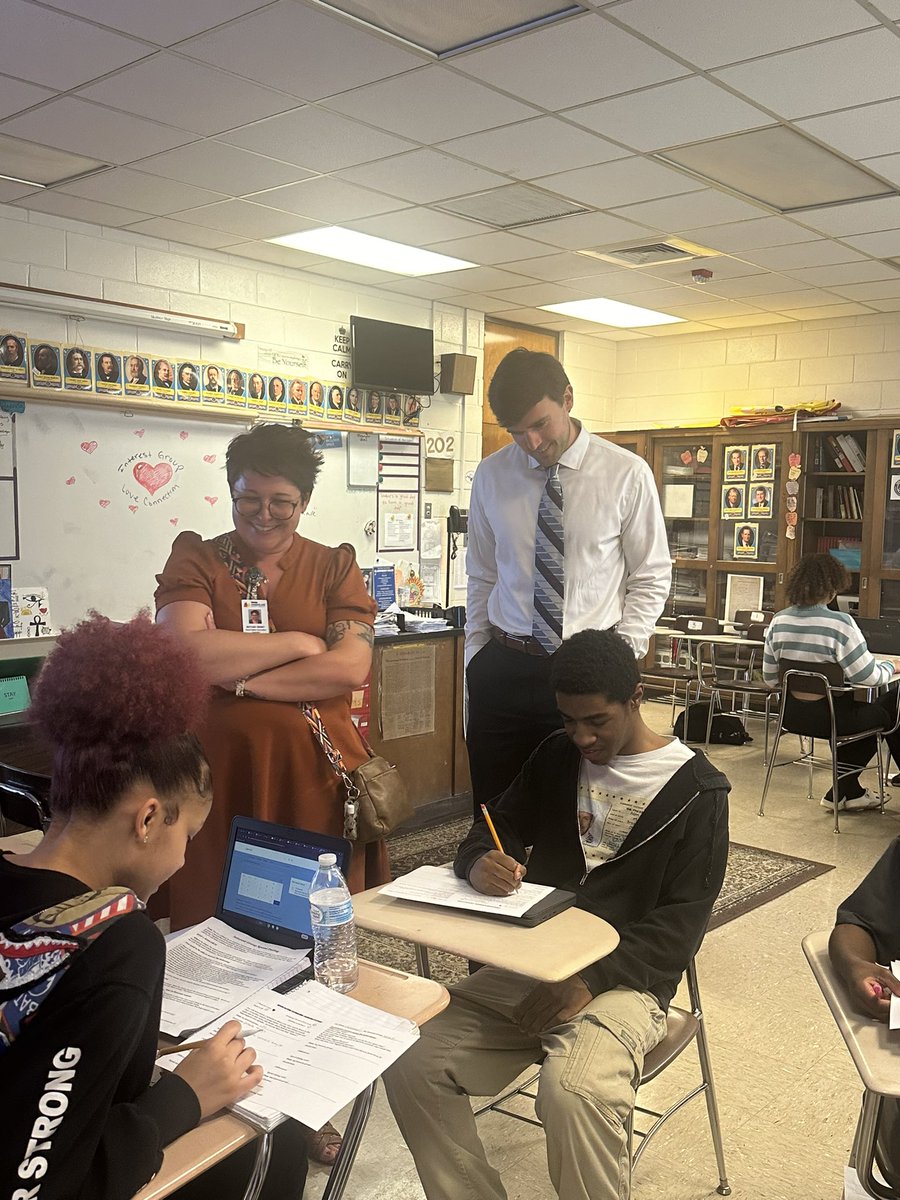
[384,966,667,1200]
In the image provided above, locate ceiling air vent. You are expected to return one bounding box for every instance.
[579,238,720,268]
[438,184,590,229]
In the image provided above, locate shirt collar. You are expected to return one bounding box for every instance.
[526,419,590,471]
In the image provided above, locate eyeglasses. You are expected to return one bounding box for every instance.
[231,493,302,519]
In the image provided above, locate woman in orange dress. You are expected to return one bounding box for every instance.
[155,423,387,933]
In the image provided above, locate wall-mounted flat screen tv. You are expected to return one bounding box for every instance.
[350,316,434,395]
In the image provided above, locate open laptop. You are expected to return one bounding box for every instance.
[214,814,352,991]
[856,617,900,655]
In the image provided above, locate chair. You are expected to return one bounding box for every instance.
[757,660,899,834]
[731,608,774,630]
[474,958,731,1196]
[643,616,720,726]
[0,762,51,835]
[802,930,900,1199]
[694,636,779,761]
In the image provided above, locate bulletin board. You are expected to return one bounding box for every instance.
[7,403,384,628]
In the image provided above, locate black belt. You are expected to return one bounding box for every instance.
[490,626,548,658]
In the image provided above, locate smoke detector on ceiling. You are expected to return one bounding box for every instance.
[577,237,719,268]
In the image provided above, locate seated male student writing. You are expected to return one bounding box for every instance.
[0,614,307,1200]
[385,629,730,1200]
[829,838,900,1190]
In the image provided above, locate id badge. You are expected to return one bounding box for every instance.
[242,599,269,633]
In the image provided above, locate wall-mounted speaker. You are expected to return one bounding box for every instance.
[440,353,477,395]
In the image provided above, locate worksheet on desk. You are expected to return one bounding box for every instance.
[381,864,554,918]
[159,982,418,1130]
[161,918,310,1037]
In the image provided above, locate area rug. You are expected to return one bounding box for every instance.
[356,817,834,986]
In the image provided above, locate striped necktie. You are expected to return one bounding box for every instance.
[532,463,565,653]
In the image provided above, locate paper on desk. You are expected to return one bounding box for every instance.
[381,864,554,918]
[158,982,418,1131]
[160,917,310,1037]
[890,961,900,1029]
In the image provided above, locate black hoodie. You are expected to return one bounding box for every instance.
[454,733,730,1010]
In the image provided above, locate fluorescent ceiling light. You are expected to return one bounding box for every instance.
[0,132,109,187]
[659,128,895,212]
[0,284,240,339]
[540,297,684,327]
[268,226,475,276]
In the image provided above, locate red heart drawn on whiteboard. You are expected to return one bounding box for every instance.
[203,454,216,464]
[80,441,97,454]
[133,461,173,495]
[179,431,189,440]
[99,499,110,508]
[128,504,138,513]
[204,495,218,506]
[65,476,75,486]
[133,429,145,438]
[170,517,179,526]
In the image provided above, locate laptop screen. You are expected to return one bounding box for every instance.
[217,816,352,948]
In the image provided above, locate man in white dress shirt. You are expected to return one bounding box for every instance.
[465,348,671,813]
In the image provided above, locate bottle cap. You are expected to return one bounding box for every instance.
[318,852,337,867]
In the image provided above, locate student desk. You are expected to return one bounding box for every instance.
[0,834,448,1200]
[353,885,620,981]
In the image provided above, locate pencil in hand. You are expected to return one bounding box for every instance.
[157,1027,260,1057]
[480,803,505,855]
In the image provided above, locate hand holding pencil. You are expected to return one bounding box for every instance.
[469,804,527,897]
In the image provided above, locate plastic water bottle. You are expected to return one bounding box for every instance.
[309,853,358,993]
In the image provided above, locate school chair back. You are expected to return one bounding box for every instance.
[0,762,50,835]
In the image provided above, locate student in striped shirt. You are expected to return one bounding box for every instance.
[763,554,900,812]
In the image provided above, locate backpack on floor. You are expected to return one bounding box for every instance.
[674,702,752,745]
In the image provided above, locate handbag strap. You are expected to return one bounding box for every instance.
[301,704,359,840]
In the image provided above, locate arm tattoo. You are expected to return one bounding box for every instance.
[326,619,375,649]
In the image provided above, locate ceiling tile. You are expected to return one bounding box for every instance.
[497,251,622,281]
[677,216,819,252]
[220,107,415,172]
[426,231,561,266]
[706,313,796,328]
[441,291,511,313]
[640,255,764,283]
[165,199,319,239]
[132,141,314,192]
[537,156,700,208]
[798,100,900,161]
[223,240,329,269]
[864,154,900,189]
[488,282,602,307]
[452,12,687,109]
[245,177,405,223]
[610,187,765,231]
[12,190,152,227]
[703,273,805,298]
[376,279,468,300]
[567,77,771,152]
[0,179,41,203]
[77,53,298,137]
[347,207,492,243]
[715,30,900,119]
[180,0,424,101]
[0,1,151,90]
[779,261,899,286]
[569,268,680,297]
[794,197,900,238]
[779,302,875,319]
[830,280,900,300]
[422,265,537,290]
[303,261,399,286]
[57,167,224,216]
[745,289,841,309]
[0,76,54,121]
[843,230,900,258]
[124,216,250,249]
[1,98,195,163]
[524,210,656,250]
[739,241,866,270]
[323,65,538,143]
[613,0,876,69]
[437,117,627,180]
[337,150,508,205]
[655,299,762,319]
[45,0,271,46]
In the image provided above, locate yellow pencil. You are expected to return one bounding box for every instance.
[480,803,505,856]
[157,1028,260,1057]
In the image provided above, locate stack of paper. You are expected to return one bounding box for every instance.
[158,982,418,1131]
[381,865,553,918]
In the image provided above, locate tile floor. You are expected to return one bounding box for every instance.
[308,710,900,1200]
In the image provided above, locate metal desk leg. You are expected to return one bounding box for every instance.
[414,944,431,979]
[242,1129,272,1200]
[850,1090,897,1200]
[321,1082,378,1200]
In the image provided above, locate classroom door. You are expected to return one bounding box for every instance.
[482,320,558,460]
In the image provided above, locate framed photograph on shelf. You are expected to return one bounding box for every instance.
[750,444,776,480]
[733,523,759,559]
[724,445,748,480]
[721,484,745,519]
[748,484,772,518]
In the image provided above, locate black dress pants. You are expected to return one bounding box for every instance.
[783,686,900,801]
[465,638,563,816]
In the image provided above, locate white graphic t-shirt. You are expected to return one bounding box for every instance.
[578,738,694,870]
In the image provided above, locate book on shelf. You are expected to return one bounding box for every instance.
[825,434,854,473]
[836,432,866,472]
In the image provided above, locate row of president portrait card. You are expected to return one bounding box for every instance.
[0,331,422,425]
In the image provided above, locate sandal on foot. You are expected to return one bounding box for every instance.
[307,1121,342,1166]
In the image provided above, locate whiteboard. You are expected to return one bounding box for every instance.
[11,404,378,627]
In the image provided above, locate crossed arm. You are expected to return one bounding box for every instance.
[157,601,373,702]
